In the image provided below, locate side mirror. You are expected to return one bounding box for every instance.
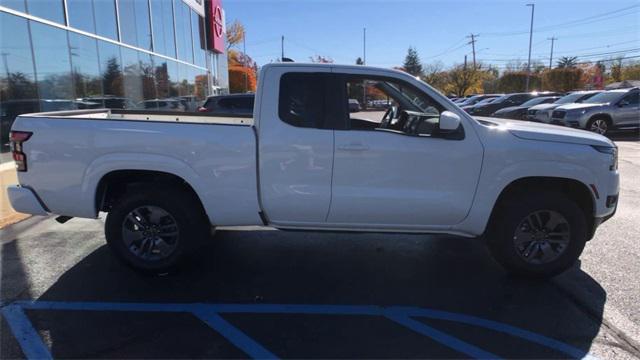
[439,111,461,132]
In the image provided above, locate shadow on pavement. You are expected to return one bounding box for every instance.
[8,229,607,359]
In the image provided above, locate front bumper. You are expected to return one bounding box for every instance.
[7,185,48,215]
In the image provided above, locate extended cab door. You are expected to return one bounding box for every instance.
[326,74,484,228]
[256,67,340,225]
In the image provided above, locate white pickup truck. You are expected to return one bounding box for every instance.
[8,63,619,277]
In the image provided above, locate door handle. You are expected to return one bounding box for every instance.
[338,143,370,151]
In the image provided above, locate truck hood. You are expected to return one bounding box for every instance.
[474,116,614,147]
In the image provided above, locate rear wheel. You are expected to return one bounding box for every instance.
[105,185,210,274]
[487,192,588,278]
[587,117,610,136]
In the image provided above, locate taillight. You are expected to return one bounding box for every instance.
[9,131,32,172]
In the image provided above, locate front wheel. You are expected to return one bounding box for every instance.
[587,117,609,136]
[105,185,210,274]
[487,192,588,278]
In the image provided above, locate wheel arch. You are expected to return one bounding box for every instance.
[487,176,596,239]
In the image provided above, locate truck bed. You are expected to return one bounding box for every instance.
[12,110,262,226]
[20,109,254,126]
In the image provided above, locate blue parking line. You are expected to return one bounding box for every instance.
[1,305,52,360]
[385,312,500,359]
[193,309,279,359]
[3,301,595,360]
[391,307,594,360]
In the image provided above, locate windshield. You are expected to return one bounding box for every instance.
[475,97,497,105]
[583,91,625,104]
[491,95,510,104]
[521,97,550,107]
[555,92,589,104]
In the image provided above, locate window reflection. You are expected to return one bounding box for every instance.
[0,0,27,12]
[121,47,144,105]
[69,33,103,108]
[191,10,206,68]
[151,0,176,58]
[118,0,152,50]
[67,0,94,34]
[97,41,127,108]
[30,21,74,101]
[174,0,193,63]
[26,0,65,24]
[0,12,38,152]
[93,0,118,40]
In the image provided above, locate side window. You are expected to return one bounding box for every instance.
[344,77,443,135]
[236,97,254,110]
[279,73,326,128]
[623,92,639,106]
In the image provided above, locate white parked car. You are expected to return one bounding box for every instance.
[8,63,619,277]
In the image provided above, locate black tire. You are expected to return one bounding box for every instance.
[586,117,610,136]
[486,191,588,278]
[105,184,210,274]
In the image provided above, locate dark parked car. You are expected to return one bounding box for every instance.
[467,92,562,117]
[457,94,503,108]
[198,94,255,116]
[492,96,561,120]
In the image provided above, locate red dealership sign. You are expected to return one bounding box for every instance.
[206,0,225,53]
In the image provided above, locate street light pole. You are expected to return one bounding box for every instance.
[363,27,366,65]
[525,3,535,92]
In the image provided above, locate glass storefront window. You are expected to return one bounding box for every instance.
[68,0,118,40]
[191,10,206,68]
[26,0,65,24]
[93,0,118,40]
[69,32,103,106]
[97,40,131,109]
[174,0,193,64]
[118,0,152,50]
[121,47,143,104]
[0,12,38,152]
[30,20,74,101]
[0,0,27,12]
[151,0,176,58]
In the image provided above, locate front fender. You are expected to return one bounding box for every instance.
[455,160,597,236]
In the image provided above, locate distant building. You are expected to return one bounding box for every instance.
[1,0,229,154]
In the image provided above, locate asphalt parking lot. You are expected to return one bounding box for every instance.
[1,135,639,359]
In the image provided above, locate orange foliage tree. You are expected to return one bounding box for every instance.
[229,66,257,93]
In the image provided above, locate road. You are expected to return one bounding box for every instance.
[1,136,639,359]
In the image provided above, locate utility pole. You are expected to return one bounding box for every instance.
[464,54,468,71]
[525,3,535,92]
[467,34,479,70]
[363,27,366,65]
[243,33,248,92]
[281,35,284,62]
[547,36,557,69]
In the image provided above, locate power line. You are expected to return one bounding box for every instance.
[481,4,640,37]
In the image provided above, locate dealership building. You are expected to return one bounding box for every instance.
[0,0,229,154]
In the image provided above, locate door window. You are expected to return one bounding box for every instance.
[621,92,639,106]
[278,73,328,128]
[343,77,443,136]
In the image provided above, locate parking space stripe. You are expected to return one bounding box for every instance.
[1,305,52,360]
[391,307,595,360]
[385,312,500,359]
[193,310,278,359]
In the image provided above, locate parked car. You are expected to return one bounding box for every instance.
[549,87,639,135]
[462,97,499,112]
[492,96,561,120]
[527,91,602,123]
[348,98,362,112]
[8,63,619,278]
[79,96,138,110]
[457,94,503,107]
[141,99,186,112]
[198,94,255,116]
[468,92,561,117]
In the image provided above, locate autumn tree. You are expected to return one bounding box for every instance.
[422,61,448,92]
[226,20,245,50]
[541,68,584,92]
[403,47,423,76]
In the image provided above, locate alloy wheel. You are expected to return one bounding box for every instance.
[590,119,608,135]
[513,210,571,265]
[121,205,180,261]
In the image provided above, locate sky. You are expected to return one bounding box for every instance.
[223,0,640,70]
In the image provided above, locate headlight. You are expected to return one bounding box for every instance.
[592,145,618,171]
